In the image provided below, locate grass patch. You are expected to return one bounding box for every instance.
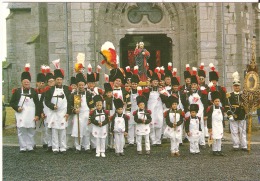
[3,107,17,136]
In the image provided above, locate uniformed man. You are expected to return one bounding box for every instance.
[71,72,94,153]
[225,71,247,151]
[35,66,47,148]
[10,63,40,152]
[45,68,71,154]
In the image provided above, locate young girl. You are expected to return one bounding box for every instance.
[90,95,109,157]
[207,91,225,156]
[185,104,202,154]
[164,95,185,157]
[133,94,152,155]
[110,98,129,156]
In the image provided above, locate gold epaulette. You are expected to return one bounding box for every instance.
[226,92,231,98]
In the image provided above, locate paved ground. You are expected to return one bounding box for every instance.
[3,142,260,181]
[3,119,260,181]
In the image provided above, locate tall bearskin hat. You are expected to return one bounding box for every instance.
[211,91,221,101]
[70,76,76,85]
[86,64,99,82]
[168,95,179,105]
[109,68,125,83]
[190,67,198,84]
[114,98,124,110]
[37,65,46,83]
[198,63,206,78]
[76,73,86,84]
[136,95,147,105]
[190,104,199,112]
[209,63,219,81]
[171,76,180,86]
[165,62,173,79]
[93,95,103,104]
[52,59,64,79]
[45,66,53,83]
[184,64,191,79]
[125,66,133,82]
[21,63,31,82]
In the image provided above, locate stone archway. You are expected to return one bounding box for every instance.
[120,34,172,71]
[96,2,198,79]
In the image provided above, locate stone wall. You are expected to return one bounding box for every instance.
[4,2,260,99]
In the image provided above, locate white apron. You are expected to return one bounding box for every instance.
[148,91,163,128]
[164,112,182,140]
[92,110,107,138]
[72,92,90,137]
[136,110,150,135]
[188,117,201,141]
[188,92,204,118]
[212,106,224,139]
[114,115,125,133]
[130,92,138,125]
[48,87,67,129]
[15,89,36,128]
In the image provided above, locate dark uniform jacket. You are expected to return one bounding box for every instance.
[110,113,129,133]
[133,109,152,124]
[10,87,40,117]
[90,109,109,126]
[44,85,72,115]
[225,92,246,121]
[185,116,202,133]
[164,109,185,128]
[206,105,225,129]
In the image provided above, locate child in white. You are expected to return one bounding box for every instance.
[90,95,109,157]
[207,91,225,156]
[163,95,185,157]
[185,104,201,154]
[133,95,152,155]
[111,98,129,156]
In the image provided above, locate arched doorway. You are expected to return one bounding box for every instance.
[120,34,172,71]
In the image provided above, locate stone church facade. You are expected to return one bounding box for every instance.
[3,2,260,102]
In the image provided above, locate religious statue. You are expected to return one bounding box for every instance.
[134,42,150,81]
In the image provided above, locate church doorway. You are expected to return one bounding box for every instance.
[120,34,172,71]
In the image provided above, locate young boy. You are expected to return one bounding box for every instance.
[185,104,202,154]
[163,95,185,157]
[133,94,152,155]
[110,98,129,156]
[207,91,225,156]
[90,95,109,157]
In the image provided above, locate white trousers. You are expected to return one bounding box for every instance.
[67,134,74,149]
[170,138,180,153]
[190,140,200,153]
[114,133,125,153]
[74,135,90,150]
[212,139,222,151]
[52,128,66,152]
[96,138,106,154]
[230,120,247,149]
[127,124,136,144]
[18,127,35,151]
[199,119,206,145]
[88,126,96,149]
[41,125,49,145]
[136,134,150,151]
[150,127,162,145]
[46,127,52,147]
